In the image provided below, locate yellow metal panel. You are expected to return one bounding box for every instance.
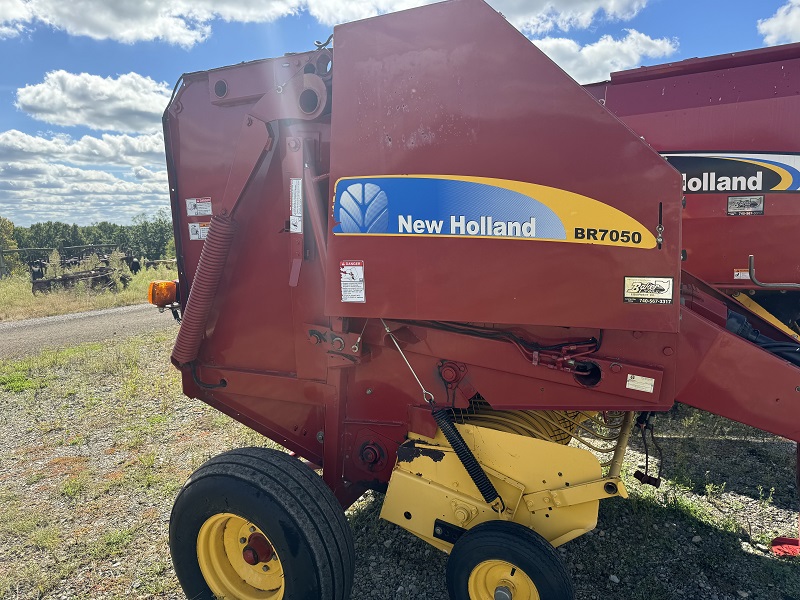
[731,292,800,341]
[382,424,621,552]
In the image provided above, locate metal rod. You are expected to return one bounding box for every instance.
[608,411,635,478]
[749,254,800,289]
[303,144,328,273]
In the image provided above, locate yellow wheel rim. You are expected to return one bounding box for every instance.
[197,512,285,600]
[468,559,539,600]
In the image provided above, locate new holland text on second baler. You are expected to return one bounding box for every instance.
[148,1,800,597]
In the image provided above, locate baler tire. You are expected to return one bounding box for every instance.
[169,447,354,600]
[446,520,574,600]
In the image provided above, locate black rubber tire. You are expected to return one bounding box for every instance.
[446,521,574,600]
[169,447,354,600]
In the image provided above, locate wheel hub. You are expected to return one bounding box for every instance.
[196,513,285,599]
[242,532,274,565]
[468,560,539,600]
[495,585,513,600]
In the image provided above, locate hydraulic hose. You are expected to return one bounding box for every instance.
[726,310,800,367]
[172,214,236,366]
[432,408,504,510]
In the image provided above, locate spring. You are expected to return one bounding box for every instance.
[172,214,236,366]
[451,398,626,468]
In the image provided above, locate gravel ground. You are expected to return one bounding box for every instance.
[0,332,798,599]
[0,304,175,359]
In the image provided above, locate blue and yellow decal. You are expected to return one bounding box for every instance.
[663,153,800,193]
[332,175,656,249]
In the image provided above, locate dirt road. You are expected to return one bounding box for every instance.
[0,304,178,359]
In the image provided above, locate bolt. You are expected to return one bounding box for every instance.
[610,363,621,373]
[240,537,247,544]
[366,388,373,395]
[316,431,324,444]
[249,526,256,533]
[434,526,443,536]
[262,565,270,572]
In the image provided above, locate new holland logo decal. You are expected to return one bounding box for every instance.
[662,153,800,194]
[332,175,657,248]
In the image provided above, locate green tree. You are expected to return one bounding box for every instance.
[0,216,21,274]
[130,209,173,259]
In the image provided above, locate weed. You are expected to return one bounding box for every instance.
[0,370,39,392]
[757,485,775,509]
[92,527,136,558]
[60,471,89,499]
[24,471,46,485]
[28,524,62,550]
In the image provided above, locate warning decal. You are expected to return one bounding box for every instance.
[290,178,303,234]
[623,277,673,304]
[626,374,655,394]
[734,268,751,280]
[340,260,365,303]
[186,197,212,216]
[188,222,210,241]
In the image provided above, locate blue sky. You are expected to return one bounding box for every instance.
[0,0,798,227]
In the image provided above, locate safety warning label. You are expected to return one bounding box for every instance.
[188,222,210,241]
[340,260,365,303]
[626,374,655,394]
[733,268,751,280]
[290,178,303,234]
[186,197,212,216]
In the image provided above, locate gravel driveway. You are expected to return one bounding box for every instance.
[0,304,177,359]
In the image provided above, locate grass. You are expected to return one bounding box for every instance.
[0,334,798,599]
[0,263,177,322]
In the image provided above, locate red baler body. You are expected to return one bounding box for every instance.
[163,0,800,507]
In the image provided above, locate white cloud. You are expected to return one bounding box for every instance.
[15,71,170,133]
[758,0,800,45]
[534,29,677,83]
[0,130,164,167]
[0,127,167,226]
[0,0,649,47]
[0,0,31,39]
[0,160,169,225]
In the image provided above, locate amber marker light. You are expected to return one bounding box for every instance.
[148,280,177,307]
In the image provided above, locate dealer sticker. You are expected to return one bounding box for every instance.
[626,374,655,394]
[340,260,365,303]
[188,222,210,241]
[186,197,213,216]
[624,277,673,304]
[727,195,764,216]
[734,268,751,280]
[290,178,303,233]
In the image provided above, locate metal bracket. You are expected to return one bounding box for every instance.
[748,255,800,289]
[523,477,627,513]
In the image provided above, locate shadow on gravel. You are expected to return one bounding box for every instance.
[640,405,798,510]
[566,495,800,600]
[348,490,449,600]
[346,442,800,600]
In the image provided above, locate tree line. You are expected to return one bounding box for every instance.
[0,209,175,271]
